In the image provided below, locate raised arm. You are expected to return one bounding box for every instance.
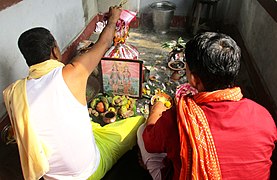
[62,6,122,105]
[147,101,168,125]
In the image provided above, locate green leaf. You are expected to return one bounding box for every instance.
[161,37,186,50]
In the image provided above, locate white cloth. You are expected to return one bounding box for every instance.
[26,67,100,179]
[137,123,166,180]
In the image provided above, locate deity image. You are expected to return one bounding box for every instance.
[121,65,131,94]
[109,62,121,93]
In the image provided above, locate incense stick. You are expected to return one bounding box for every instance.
[119,0,127,7]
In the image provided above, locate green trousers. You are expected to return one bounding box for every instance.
[88,116,145,180]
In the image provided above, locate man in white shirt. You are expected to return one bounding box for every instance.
[4,6,144,180]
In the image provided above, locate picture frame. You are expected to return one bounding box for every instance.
[100,57,143,98]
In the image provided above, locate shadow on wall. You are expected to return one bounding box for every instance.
[82,0,89,23]
[0,55,16,85]
[0,55,17,116]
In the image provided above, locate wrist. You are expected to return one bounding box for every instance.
[147,112,162,125]
[108,18,118,25]
[149,111,163,118]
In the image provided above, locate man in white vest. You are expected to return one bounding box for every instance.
[3,6,144,180]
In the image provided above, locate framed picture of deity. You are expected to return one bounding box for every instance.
[100,57,143,98]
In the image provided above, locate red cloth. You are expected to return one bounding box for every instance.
[143,98,277,180]
[143,106,181,180]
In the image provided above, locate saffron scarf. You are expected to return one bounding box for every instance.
[3,60,64,180]
[176,85,243,179]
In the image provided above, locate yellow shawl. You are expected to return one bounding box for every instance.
[3,60,64,180]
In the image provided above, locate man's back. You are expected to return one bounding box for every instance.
[201,98,277,179]
[26,67,100,179]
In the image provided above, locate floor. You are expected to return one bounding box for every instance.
[0,25,272,179]
[101,26,259,179]
[127,27,257,100]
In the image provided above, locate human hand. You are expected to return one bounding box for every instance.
[147,101,167,125]
[150,101,167,114]
[107,6,122,24]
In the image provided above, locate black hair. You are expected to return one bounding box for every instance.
[185,32,241,91]
[18,27,56,66]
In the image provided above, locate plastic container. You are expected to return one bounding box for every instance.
[150,1,176,34]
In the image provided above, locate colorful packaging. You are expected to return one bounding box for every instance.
[104,10,139,60]
[104,43,139,59]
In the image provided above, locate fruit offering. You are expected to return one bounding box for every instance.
[151,92,173,109]
[88,93,137,122]
[89,96,110,116]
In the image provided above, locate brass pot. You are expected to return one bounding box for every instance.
[103,111,117,124]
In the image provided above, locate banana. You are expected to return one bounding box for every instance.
[108,107,116,112]
[101,96,109,111]
[90,97,100,109]
[112,96,121,106]
[119,95,128,106]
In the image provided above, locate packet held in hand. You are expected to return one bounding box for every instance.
[104,43,139,59]
[104,10,139,59]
